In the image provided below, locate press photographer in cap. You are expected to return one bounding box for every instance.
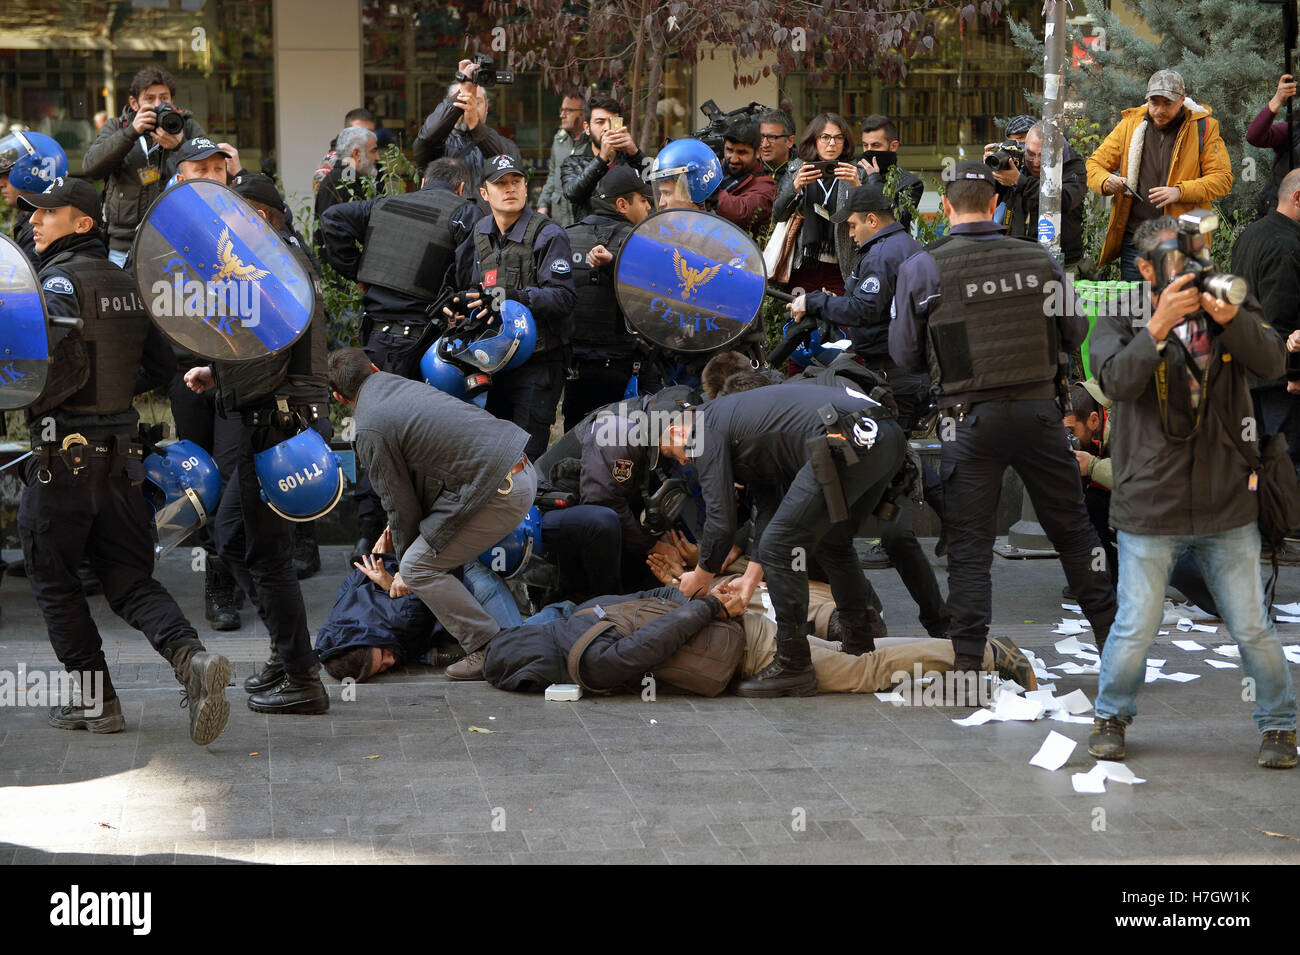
[891,160,1116,682]
[82,67,207,267]
[16,176,232,745]
[413,57,521,196]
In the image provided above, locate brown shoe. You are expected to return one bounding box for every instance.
[445,649,486,681]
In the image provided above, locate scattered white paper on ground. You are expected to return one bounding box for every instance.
[1029,731,1077,771]
[1144,667,1162,684]
[1053,620,1090,638]
[1096,760,1146,784]
[1275,615,1300,624]
[1146,658,1166,668]
[1176,618,1194,632]
[1171,639,1205,652]
[952,709,997,727]
[1061,603,1083,614]
[1071,765,1108,793]
[1057,688,1093,714]
[1158,630,1170,636]
[1205,659,1238,669]
[1284,646,1300,665]
[1051,712,1095,724]
[1052,661,1100,675]
[1275,602,1300,615]
[1190,623,1218,633]
[1158,671,1201,683]
[994,691,1046,722]
[1214,644,1242,658]
[874,691,905,703]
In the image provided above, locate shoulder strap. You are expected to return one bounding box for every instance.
[1198,116,1207,150]
[566,615,616,695]
[473,229,492,267]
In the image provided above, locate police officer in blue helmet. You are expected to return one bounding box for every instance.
[0,130,69,266]
[645,137,723,211]
[183,172,336,715]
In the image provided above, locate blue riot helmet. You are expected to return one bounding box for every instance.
[143,440,222,557]
[418,344,489,408]
[477,506,544,578]
[0,131,69,193]
[645,138,723,207]
[782,320,853,368]
[439,300,536,375]
[253,426,345,521]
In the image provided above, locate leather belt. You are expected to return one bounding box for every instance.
[497,455,528,494]
[34,433,142,483]
[243,402,326,427]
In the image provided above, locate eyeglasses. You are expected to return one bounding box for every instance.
[759,133,791,142]
[818,134,846,143]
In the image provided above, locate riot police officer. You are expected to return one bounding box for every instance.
[17,177,232,744]
[183,173,333,714]
[890,161,1116,673]
[667,383,906,697]
[563,165,653,430]
[451,154,576,460]
[320,156,482,558]
[0,130,68,267]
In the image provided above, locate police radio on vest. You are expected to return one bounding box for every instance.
[277,461,324,493]
[964,272,1040,299]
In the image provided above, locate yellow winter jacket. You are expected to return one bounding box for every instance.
[1085,101,1233,266]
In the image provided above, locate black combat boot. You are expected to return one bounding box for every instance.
[293,521,322,580]
[735,634,819,698]
[247,670,330,715]
[48,669,125,733]
[204,557,241,631]
[244,644,285,693]
[168,640,232,746]
[829,607,887,655]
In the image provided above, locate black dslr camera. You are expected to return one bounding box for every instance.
[151,102,186,136]
[1153,209,1248,305]
[693,99,769,160]
[985,140,1025,172]
[456,53,513,88]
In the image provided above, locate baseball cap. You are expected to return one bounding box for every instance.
[176,137,231,164]
[231,172,286,213]
[951,160,998,187]
[17,176,103,229]
[1146,69,1185,101]
[483,154,527,183]
[596,165,652,202]
[830,183,894,223]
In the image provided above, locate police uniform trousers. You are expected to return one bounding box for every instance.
[757,419,906,647]
[539,504,623,602]
[18,455,200,689]
[486,354,567,462]
[212,417,318,676]
[941,398,1116,658]
[562,352,636,433]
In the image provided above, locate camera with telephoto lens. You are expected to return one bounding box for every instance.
[456,53,513,88]
[693,99,769,161]
[1066,432,1082,452]
[1157,209,1248,306]
[151,102,186,136]
[985,140,1025,172]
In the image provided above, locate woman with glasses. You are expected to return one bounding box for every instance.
[772,113,863,294]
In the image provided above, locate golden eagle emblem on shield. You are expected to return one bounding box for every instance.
[212,227,270,282]
[672,248,722,300]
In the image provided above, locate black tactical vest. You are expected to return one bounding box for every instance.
[565,215,633,349]
[44,257,150,417]
[474,212,571,354]
[925,235,1060,401]
[216,241,329,414]
[357,187,463,299]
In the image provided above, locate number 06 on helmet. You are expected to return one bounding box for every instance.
[253,427,345,521]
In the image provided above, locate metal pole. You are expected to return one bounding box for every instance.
[1038,0,1067,263]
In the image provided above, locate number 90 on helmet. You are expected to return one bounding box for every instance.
[477,505,544,578]
[143,439,222,558]
[253,427,346,522]
[645,138,723,208]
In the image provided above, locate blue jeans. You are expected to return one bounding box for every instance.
[1118,241,1141,281]
[463,561,523,629]
[1096,523,1297,732]
[524,601,576,625]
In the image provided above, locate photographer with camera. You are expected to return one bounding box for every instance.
[82,67,206,267]
[857,115,925,233]
[1085,69,1233,281]
[1088,214,1297,769]
[1232,167,1300,496]
[985,118,1086,272]
[560,96,647,224]
[413,57,521,196]
[891,161,1117,679]
[712,118,776,238]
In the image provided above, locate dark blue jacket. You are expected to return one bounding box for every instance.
[314,555,436,663]
[805,221,921,366]
[483,587,721,692]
